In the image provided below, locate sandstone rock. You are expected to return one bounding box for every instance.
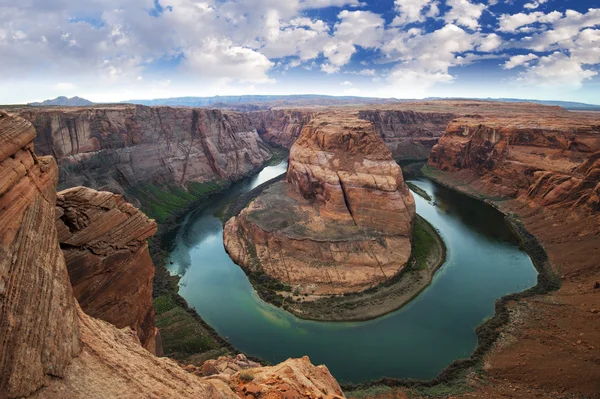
[249,109,314,148]
[19,105,272,193]
[55,186,162,354]
[230,356,345,399]
[429,115,600,202]
[0,112,80,398]
[358,109,456,159]
[225,113,415,294]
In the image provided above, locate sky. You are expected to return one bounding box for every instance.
[0,0,599,104]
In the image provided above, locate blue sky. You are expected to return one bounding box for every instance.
[0,0,599,104]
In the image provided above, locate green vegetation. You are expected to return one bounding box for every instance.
[239,371,255,382]
[346,385,395,399]
[153,295,177,315]
[155,304,222,361]
[410,217,439,271]
[128,180,227,223]
[264,146,289,166]
[407,182,432,201]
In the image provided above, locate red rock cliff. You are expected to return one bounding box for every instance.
[225,112,415,295]
[55,186,162,355]
[0,112,80,397]
[18,105,271,193]
[358,109,456,159]
[429,115,600,203]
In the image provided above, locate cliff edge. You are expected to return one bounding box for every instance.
[224,112,415,295]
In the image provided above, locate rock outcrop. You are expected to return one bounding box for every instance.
[0,112,345,399]
[429,115,600,203]
[55,186,162,355]
[358,110,456,159]
[0,112,81,397]
[249,109,314,148]
[18,105,272,193]
[225,112,415,295]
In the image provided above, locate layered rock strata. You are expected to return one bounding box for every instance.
[0,112,345,399]
[429,115,600,205]
[225,113,415,295]
[55,186,162,354]
[19,105,272,193]
[0,111,81,397]
[358,110,456,159]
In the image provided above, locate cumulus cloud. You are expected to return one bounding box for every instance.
[444,0,487,30]
[0,0,599,102]
[392,0,439,26]
[503,53,538,69]
[515,52,597,87]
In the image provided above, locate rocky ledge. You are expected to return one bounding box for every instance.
[55,186,162,355]
[224,112,415,295]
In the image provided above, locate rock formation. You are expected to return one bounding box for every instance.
[18,105,272,193]
[429,115,600,203]
[224,112,415,295]
[0,112,80,398]
[0,112,345,399]
[358,110,456,159]
[248,109,314,148]
[55,186,162,355]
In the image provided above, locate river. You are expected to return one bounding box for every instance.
[167,160,538,384]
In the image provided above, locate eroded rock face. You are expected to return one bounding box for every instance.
[225,113,415,295]
[55,186,162,354]
[429,116,600,202]
[18,105,271,193]
[0,112,80,398]
[358,110,456,159]
[249,109,314,148]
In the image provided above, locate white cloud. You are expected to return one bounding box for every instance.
[392,0,438,26]
[477,33,502,51]
[383,24,483,91]
[515,52,597,87]
[321,63,340,73]
[341,80,353,85]
[357,68,376,75]
[498,11,563,33]
[184,37,274,82]
[503,53,538,69]
[444,0,487,30]
[524,0,547,10]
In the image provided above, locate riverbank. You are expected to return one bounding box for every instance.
[345,163,569,398]
[149,149,287,366]
[272,215,446,322]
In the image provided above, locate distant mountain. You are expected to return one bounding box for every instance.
[426,97,600,111]
[123,94,401,108]
[29,96,94,107]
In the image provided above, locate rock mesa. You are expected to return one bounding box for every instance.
[224,113,415,295]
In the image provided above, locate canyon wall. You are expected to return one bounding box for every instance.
[429,115,600,207]
[17,106,272,194]
[358,110,456,159]
[9,106,458,203]
[0,112,81,397]
[55,186,162,355]
[225,112,415,295]
[0,112,345,399]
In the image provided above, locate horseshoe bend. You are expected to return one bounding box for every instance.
[224,112,417,297]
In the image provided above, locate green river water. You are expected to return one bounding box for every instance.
[167,160,538,384]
